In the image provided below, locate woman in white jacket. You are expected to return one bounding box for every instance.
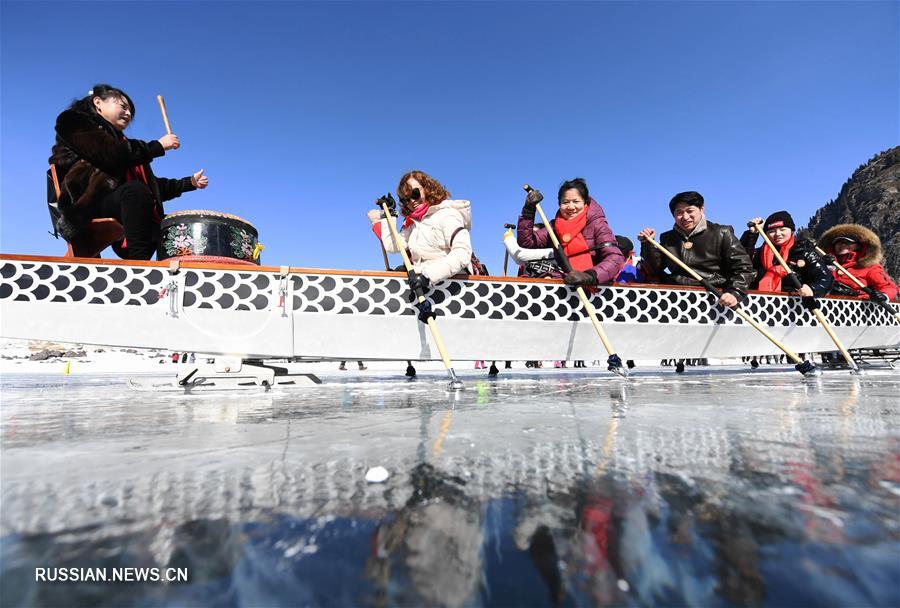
[368,170,473,289]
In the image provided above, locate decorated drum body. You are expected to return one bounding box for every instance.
[158,210,260,265]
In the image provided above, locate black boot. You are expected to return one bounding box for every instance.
[405,362,416,377]
[675,361,685,373]
[488,362,499,376]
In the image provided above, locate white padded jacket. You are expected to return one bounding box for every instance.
[376,200,473,282]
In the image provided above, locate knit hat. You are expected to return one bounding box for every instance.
[615,235,634,256]
[763,211,795,232]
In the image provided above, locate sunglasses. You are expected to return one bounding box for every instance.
[400,188,421,206]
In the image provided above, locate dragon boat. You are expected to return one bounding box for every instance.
[2,254,898,370]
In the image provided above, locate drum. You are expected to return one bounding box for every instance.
[158,210,260,265]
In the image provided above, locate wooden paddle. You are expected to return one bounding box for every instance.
[641,235,820,376]
[374,233,417,378]
[502,223,516,276]
[49,164,61,199]
[378,197,463,390]
[752,221,860,373]
[524,185,627,377]
[156,95,173,135]
[814,244,900,324]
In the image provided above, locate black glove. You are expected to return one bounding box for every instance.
[863,286,889,303]
[521,188,543,220]
[376,192,397,216]
[414,299,436,324]
[564,270,598,286]
[800,296,819,311]
[829,282,857,297]
[407,270,430,297]
[782,272,803,292]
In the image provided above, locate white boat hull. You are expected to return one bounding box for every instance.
[2,255,898,361]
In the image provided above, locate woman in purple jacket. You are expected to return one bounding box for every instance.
[517,178,624,286]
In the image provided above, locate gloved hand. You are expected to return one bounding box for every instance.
[829,282,857,297]
[521,188,543,220]
[782,272,802,292]
[376,192,397,216]
[414,299,436,324]
[407,269,430,296]
[564,270,597,286]
[863,286,889,303]
[800,296,819,311]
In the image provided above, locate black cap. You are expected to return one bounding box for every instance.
[833,235,857,244]
[763,211,795,232]
[615,235,633,255]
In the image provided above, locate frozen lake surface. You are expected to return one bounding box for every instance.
[1,366,899,607]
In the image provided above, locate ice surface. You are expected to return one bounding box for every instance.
[1,366,899,607]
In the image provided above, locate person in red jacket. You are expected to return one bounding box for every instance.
[819,224,898,302]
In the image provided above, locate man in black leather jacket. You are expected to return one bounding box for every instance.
[637,191,755,308]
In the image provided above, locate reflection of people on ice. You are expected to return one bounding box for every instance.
[365,463,483,606]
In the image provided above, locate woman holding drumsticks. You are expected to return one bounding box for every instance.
[49,84,208,259]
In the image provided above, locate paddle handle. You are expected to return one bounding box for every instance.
[575,285,616,355]
[524,185,615,356]
[157,95,172,135]
[811,308,858,371]
[815,244,900,323]
[643,237,804,364]
[378,201,455,371]
[49,164,61,199]
[752,221,792,273]
[643,236,707,286]
[378,242,391,272]
[755,225,860,369]
[524,185,574,273]
[814,245,866,289]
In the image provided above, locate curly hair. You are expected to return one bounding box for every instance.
[397,170,452,215]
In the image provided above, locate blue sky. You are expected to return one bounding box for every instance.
[1,1,897,272]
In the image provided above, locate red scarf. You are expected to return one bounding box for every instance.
[757,235,795,292]
[554,206,593,272]
[836,250,859,268]
[402,201,430,229]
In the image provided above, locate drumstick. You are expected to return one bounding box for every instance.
[156,95,172,135]
[50,164,61,199]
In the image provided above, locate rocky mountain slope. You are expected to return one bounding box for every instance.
[804,146,900,280]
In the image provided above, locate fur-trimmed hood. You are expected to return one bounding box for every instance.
[819,224,882,267]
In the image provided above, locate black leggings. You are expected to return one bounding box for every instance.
[93,182,159,260]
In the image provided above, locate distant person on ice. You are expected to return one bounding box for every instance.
[49,84,209,260]
[368,170,477,292]
[637,191,754,309]
[739,211,833,296]
[516,178,624,287]
[819,224,898,302]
